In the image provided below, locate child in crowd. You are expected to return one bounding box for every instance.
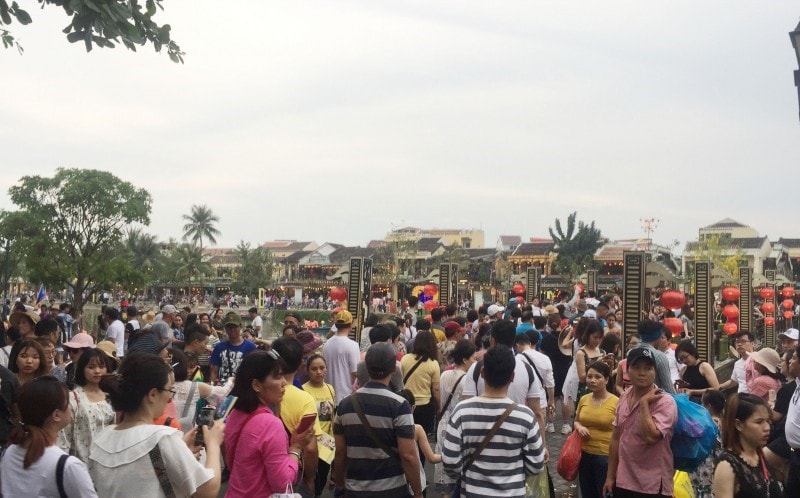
[398,389,441,497]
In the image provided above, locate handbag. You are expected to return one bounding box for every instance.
[402,356,426,384]
[556,430,582,481]
[451,403,516,498]
[269,484,302,498]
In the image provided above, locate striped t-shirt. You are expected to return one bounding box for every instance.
[333,382,415,498]
[442,397,545,497]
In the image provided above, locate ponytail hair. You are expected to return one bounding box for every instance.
[8,376,69,468]
[99,352,171,414]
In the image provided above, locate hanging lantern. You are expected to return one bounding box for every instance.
[783,299,794,310]
[513,283,526,296]
[660,289,686,310]
[329,287,347,302]
[423,300,438,311]
[721,286,741,302]
[760,287,775,300]
[723,322,738,335]
[423,284,438,297]
[784,310,795,320]
[782,287,796,298]
[761,302,776,314]
[721,305,739,320]
[664,317,683,337]
[764,316,776,326]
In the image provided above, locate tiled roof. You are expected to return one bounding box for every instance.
[416,238,443,252]
[499,235,521,245]
[703,218,747,229]
[328,247,378,264]
[778,238,800,248]
[367,240,387,249]
[510,242,554,257]
[465,248,497,260]
[283,250,311,263]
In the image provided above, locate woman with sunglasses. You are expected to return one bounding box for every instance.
[89,352,224,498]
[224,349,314,497]
[0,377,97,497]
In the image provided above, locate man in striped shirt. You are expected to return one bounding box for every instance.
[333,343,423,498]
[442,344,545,497]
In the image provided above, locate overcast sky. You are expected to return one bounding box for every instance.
[2,1,799,253]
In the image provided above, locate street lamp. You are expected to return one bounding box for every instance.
[791,20,800,122]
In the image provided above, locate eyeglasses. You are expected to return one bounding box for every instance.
[159,388,177,398]
[678,354,690,362]
[267,349,282,361]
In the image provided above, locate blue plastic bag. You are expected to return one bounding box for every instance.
[670,393,719,472]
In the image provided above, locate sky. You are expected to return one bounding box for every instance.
[2,1,799,254]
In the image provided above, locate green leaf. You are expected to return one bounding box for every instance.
[83,0,101,13]
[14,8,30,25]
[0,9,11,25]
[66,31,83,43]
[83,30,91,51]
[145,0,155,16]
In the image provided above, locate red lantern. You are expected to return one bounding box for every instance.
[721,286,741,302]
[764,316,776,326]
[660,289,686,310]
[329,287,347,302]
[723,322,738,335]
[513,284,525,296]
[761,302,776,314]
[782,287,795,298]
[664,317,683,337]
[722,305,739,320]
[423,300,437,311]
[782,299,794,310]
[784,310,795,320]
[760,287,775,300]
[423,284,437,297]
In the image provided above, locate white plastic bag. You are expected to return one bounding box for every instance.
[270,484,302,498]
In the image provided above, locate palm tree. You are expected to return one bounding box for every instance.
[125,228,161,270]
[182,205,220,250]
[548,211,603,280]
[174,243,213,286]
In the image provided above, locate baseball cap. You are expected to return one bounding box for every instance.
[487,304,505,316]
[161,304,177,315]
[444,321,464,334]
[627,347,657,367]
[127,331,167,355]
[96,340,118,359]
[583,310,597,319]
[62,333,95,350]
[224,312,242,326]
[334,310,353,325]
[778,328,800,342]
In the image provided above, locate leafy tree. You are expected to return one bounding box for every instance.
[548,211,603,281]
[173,243,212,286]
[232,241,274,296]
[6,168,151,313]
[0,210,33,301]
[182,204,220,250]
[116,228,162,293]
[0,0,183,61]
[685,233,746,283]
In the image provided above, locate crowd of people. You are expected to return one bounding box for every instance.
[0,289,798,498]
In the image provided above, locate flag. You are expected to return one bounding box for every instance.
[34,284,47,307]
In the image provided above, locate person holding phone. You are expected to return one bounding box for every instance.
[89,352,224,498]
[224,350,314,497]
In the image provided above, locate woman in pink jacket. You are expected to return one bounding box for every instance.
[224,350,314,497]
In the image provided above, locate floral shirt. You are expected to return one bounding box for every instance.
[57,386,115,463]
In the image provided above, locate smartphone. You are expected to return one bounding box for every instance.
[215,396,238,422]
[296,413,316,434]
[194,406,215,446]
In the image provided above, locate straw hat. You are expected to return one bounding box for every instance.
[9,310,40,328]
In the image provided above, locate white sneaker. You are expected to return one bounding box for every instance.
[561,424,572,435]
[546,422,555,433]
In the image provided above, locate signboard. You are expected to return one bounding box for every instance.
[622,252,646,347]
[438,263,451,307]
[587,270,598,295]
[765,269,776,348]
[525,267,541,303]
[346,258,363,342]
[694,261,712,364]
[738,267,752,334]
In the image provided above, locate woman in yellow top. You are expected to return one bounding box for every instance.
[573,361,619,498]
[302,354,336,497]
[399,330,441,436]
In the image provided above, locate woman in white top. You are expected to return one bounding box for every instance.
[0,376,98,497]
[58,348,116,463]
[168,348,233,432]
[89,352,225,498]
[433,339,476,497]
